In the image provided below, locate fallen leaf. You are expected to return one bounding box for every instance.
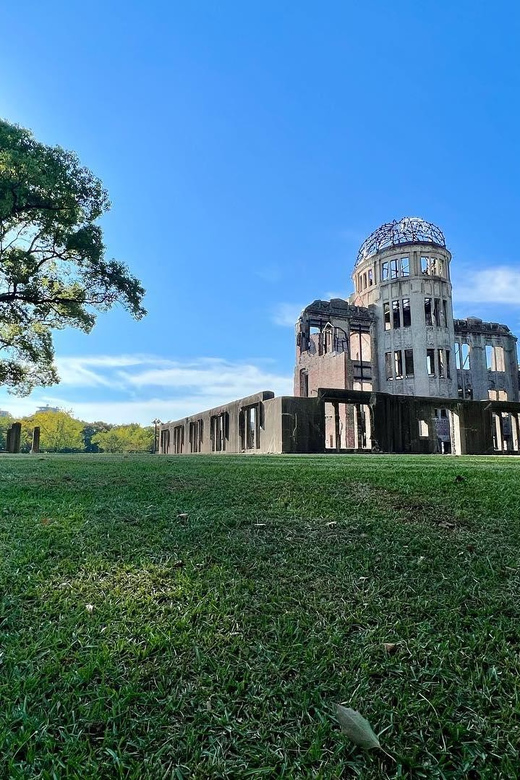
[335,705,380,749]
[383,642,398,654]
[40,518,52,526]
[177,513,189,520]
[326,521,337,528]
[85,604,94,613]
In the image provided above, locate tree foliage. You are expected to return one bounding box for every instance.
[92,424,153,453]
[0,119,146,393]
[23,410,84,452]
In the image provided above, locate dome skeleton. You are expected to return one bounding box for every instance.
[356,217,446,266]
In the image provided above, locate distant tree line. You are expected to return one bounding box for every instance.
[0,410,154,453]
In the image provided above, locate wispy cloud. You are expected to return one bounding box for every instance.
[272,303,303,327]
[455,266,520,304]
[0,355,293,425]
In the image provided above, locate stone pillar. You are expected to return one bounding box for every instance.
[10,422,21,453]
[31,427,41,454]
[6,428,12,452]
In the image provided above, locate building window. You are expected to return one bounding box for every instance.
[438,349,445,378]
[402,298,411,327]
[424,297,432,326]
[385,352,393,380]
[368,269,373,286]
[421,256,438,275]
[443,299,448,326]
[400,257,410,276]
[455,342,471,370]
[405,349,414,376]
[381,261,389,281]
[394,350,403,378]
[210,412,229,452]
[363,273,367,289]
[384,302,391,330]
[392,300,401,329]
[433,298,441,326]
[418,420,429,438]
[426,349,435,376]
[173,425,184,454]
[446,350,451,379]
[390,258,399,279]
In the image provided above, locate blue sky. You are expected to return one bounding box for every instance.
[1,0,520,424]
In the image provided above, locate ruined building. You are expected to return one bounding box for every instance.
[159,218,520,455]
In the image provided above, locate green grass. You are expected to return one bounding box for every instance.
[1,454,519,778]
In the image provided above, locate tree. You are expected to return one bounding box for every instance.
[0,120,146,393]
[92,423,153,453]
[0,412,12,450]
[23,409,84,452]
[82,420,112,453]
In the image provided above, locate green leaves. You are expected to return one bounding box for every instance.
[0,118,146,393]
[335,705,380,750]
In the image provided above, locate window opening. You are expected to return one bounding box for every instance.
[433,298,441,326]
[424,297,432,326]
[405,349,414,376]
[418,420,429,438]
[368,269,373,286]
[426,349,435,375]
[381,261,389,281]
[392,300,400,329]
[438,349,445,378]
[446,350,451,379]
[402,298,411,327]
[400,257,410,276]
[384,302,390,330]
[390,258,399,279]
[394,350,403,379]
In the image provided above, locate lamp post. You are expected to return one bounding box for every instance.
[152,418,161,454]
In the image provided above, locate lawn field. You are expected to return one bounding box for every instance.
[1,454,519,778]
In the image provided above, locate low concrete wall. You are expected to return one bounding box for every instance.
[158,388,520,456]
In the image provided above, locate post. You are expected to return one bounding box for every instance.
[152,418,161,454]
[6,428,12,452]
[11,422,21,453]
[31,426,41,454]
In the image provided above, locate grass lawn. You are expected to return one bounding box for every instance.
[0,453,519,778]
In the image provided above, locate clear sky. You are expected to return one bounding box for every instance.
[1,1,520,424]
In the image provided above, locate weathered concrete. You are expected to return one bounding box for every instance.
[31,426,41,454]
[8,422,21,453]
[157,217,519,456]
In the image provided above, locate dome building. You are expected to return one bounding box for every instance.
[158,218,520,456]
[294,217,519,451]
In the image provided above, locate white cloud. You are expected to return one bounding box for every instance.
[272,303,303,327]
[0,355,293,425]
[455,266,520,304]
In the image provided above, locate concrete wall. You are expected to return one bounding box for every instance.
[352,242,458,399]
[158,392,323,455]
[454,318,519,402]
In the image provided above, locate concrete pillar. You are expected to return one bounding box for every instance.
[31,427,41,454]
[10,422,21,453]
[6,428,12,452]
[333,402,341,451]
[513,414,520,453]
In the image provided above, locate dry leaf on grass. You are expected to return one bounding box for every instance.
[335,705,380,749]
